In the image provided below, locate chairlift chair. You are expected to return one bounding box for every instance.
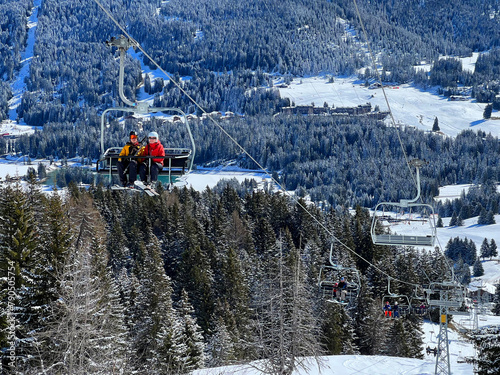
[317,242,361,306]
[96,36,195,186]
[425,281,464,309]
[371,159,436,247]
[381,278,411,317]
[411,285,429,315]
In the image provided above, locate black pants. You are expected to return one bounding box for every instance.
[117,160,138,185]
[139,162,163,183]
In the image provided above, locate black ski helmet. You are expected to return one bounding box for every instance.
[129,131,137,138]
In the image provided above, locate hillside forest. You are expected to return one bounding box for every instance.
[2,0,500,373]
[3,180,496,374]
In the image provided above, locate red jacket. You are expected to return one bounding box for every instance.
[138,141,165,165]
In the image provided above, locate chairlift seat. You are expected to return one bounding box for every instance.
[372,233,435,247]
[319,281,336,292]
[97,147,192,176]
[370,160,437,248]
[449,310,470,316]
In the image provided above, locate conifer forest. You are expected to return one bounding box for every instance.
[2,0,500,374]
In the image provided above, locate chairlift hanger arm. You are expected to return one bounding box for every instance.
[101,37,196,172]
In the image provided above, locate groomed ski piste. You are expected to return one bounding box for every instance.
[191,318,500,375]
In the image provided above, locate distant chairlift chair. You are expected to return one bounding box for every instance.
[318,242,361,306]
[371,159,436,247]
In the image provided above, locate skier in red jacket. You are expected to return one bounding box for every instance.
[138,131,165,184]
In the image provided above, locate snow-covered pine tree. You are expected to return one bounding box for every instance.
[130,232,184,373]
[449,211,458,226]
[249,232,323,375]
[31,194,129,374]
[0,184,39,370]
[480,238,491,260]
[23,192,73,371]
[213,244,253,358]
[490,239,498,259]
[384,318,409,357]
[354,292,389,355]
[178,232,215,334]
[471,326,500,375]
[320,301,357,355]
[206,315,236,367]
[176,289,206,371]
[107,221,131,277]
[403,314,424,359]
[473,259,485,277]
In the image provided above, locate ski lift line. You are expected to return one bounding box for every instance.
[351,0,460,287]
[93,0,418,289]
[350,0,416,188]
[92,0,273,176]
[92,0,201,115]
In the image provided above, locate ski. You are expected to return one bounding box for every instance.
[134,181,159,196]
[110,184,139,192]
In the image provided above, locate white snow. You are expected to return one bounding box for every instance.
[276,75,498,138]
[192,315,500,374]
[183,166,272,191]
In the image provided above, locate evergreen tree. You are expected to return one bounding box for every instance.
[471,326,500,375]
[131,235,184,374]
[30,194,129,374]
[355,293,388,355]
[473,259,485,277]
[490,239,498,259]
[449,211,458,226]
[432,117,440,132]
[436,215,443,227]
[404,314,425,359]
[480,238,491,259]
[483,103,493,119]
[478,208,496,225]
[176,289,206,372]
[216,245,252,358]
[0,184,39,369]
[321,302,357,355]
[206,315,236,367]
[385,319,410,357]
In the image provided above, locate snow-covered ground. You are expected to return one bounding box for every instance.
[192,316,500,375]
[276,74,498,139]
[4,0,41,129]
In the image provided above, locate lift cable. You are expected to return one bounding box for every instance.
[351,0,457,284]
[92,0,432,289]
[351,0,416,188]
